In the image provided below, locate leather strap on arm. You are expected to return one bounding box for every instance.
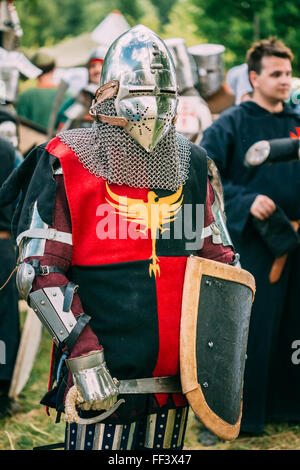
[65,313,91,352]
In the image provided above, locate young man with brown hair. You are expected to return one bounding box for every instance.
[201,37,300,435]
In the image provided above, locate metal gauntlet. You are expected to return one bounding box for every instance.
[66,350,119,411]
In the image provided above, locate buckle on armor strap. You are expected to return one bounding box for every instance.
[48,228,57,240]
[40,265,50,276]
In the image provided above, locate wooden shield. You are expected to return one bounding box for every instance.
[9,304,43,399]
[180,256,255,441]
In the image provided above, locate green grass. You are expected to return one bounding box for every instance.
[1,307,300,450]
[0,328,65,450]
[185,412,300,450]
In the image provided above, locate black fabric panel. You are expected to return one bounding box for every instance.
[196,274,252,425]
[70,260,159,380]
[155,143,208,257]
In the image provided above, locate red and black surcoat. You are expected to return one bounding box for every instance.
[0,135,234,422]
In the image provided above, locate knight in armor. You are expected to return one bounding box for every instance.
[201,38,300,434]
[0,26,254,449]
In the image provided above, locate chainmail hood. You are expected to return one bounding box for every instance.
[57,98,191,191]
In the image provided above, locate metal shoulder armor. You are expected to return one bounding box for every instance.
[16,200,72,263]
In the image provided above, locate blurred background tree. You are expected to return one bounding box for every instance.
[14,0,300,74]
[188,0,300,72]
[149,0,178,26]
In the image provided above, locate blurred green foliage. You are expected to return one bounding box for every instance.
[188,0,300,73]
[14,0,300,74]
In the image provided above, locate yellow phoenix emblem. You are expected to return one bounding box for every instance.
[105,182,183,277]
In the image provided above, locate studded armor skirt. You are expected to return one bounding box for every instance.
[65,405,189,450]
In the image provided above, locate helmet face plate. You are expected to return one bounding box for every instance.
[100,25,178,152]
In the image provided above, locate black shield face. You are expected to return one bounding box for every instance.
[196,275,253,424]
[180,256,255,440]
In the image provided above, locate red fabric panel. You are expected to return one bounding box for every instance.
[153,256,187,407]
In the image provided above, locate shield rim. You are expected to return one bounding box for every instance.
[180,255,255,441]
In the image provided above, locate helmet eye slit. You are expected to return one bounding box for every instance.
[159,89,176,95]
[129,89,154,94]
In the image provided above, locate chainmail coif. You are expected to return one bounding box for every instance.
[57,98,191,191]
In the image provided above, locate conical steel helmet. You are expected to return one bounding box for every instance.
[100,25,178,152]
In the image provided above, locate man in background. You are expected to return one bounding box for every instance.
[16,50,70,131]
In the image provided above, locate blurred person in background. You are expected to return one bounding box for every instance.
[165,37,213,145]
[87,46,105,85]
[0,108,23,167]
[56,45,106,131]
[226,63,252,105]
[0,135,20,417]
[189,43,235,117]
[0,0,31,416]
[16,50,71,131]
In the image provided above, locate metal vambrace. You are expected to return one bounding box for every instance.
[66,350,119,411]
[28,286,90,351]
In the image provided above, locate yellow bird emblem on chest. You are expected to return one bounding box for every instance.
[105,182,183,277]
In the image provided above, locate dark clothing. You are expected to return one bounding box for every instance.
[201,101,300,432]
[0,137,15,231]
[0,239,20,382]
[0,141,55,239]
[0,137,20,384]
